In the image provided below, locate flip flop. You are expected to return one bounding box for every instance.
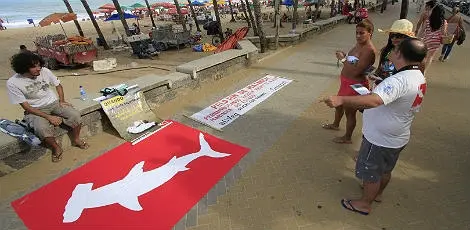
[341,199,370,215]
[52,151,63,163]
[73,140,90,150]
[322,123,340,130]
[333,137,352,144]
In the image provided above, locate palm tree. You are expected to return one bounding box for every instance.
[144,0,157,28]
[252,0,267,52]
[63,0,84,36]
[274,0,281,49]
[212,0,224,41]
[111,0,131,36]
[292,0,299,30]
[79,0,109,49]
[245,0,258,36]
[174,0,188,31]
[228,0,236,22]
[400,0,409,19]
[188,0,201,31]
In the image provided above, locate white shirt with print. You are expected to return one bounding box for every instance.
[363,69,426,148]
[6,68,61,108]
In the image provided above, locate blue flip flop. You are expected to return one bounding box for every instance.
[341,199,369,215]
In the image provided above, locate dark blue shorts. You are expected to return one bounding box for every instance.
[355,137,406,183]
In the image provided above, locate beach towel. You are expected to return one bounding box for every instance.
[0,119,41,146]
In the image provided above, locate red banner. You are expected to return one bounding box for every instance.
[12,120,249,229]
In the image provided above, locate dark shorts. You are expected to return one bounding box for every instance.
[355,137,406,183]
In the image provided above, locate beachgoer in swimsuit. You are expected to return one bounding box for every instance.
[322,19,377,144]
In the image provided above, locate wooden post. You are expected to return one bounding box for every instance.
[80,0,110,49]
[63,0,84,36]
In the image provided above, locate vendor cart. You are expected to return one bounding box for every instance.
[149,24,190,51]
[35,34,97,70]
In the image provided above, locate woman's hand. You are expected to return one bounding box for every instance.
[335,51,346,60]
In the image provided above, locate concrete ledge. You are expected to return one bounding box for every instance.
[176,41,258,79]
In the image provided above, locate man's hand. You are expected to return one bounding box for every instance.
[47,115,63,126]
[59,101,73,108]
[335,51,346,60]
[321,96,343,108]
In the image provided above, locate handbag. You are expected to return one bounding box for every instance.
[457,27,466,45]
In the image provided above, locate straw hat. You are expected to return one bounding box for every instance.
[378,19,416,38]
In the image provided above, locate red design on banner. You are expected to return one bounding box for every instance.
[11,121,249,229]
[412,83,427,109]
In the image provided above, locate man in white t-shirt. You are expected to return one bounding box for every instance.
[6,52,89,163]
[322,38,427,215]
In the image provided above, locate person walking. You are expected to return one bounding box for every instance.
[419,4,447,75]
[321,38,428,215]
[439,7,465,62]
[322,19,376,144]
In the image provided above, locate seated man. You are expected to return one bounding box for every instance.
[6,52,89,163]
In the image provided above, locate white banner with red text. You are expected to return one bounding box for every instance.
[190,75,292,129]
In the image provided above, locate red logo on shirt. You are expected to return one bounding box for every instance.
[411,83,427,109]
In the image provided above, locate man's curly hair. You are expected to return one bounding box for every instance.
[10,52,45,74]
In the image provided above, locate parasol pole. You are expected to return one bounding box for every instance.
[59,22,68,37]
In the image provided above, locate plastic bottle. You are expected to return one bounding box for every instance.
[79,86,88,101]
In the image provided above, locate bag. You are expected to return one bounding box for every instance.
[0,119,41,146]
[100,84,129,97]
[456,27,466,45]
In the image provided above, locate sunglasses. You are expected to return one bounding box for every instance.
[390,33,408,39]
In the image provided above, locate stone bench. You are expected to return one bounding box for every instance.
[176,40,258,79]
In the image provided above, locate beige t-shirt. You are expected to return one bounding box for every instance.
[6,68,60,108]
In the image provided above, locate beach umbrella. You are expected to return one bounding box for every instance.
[302,0,317,5]
[130,3,146,8]
[282,0,294,6]
[105,12,139,21]
[39,12,77,36]
[190,1,205,6]
[121,5,132,11]
[99,3,116,10]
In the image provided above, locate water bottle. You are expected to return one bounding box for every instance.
[79,86,88,101]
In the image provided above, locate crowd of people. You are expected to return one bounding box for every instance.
[320,0,465,215]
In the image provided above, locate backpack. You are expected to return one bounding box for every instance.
[0,119,41,146]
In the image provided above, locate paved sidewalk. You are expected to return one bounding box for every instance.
[1,3,469,230]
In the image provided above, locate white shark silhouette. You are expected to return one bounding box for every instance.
[62,132,230,223]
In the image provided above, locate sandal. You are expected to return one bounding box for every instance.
[322,123,340,130]
[73,140,90,150]
[52,151,63,163]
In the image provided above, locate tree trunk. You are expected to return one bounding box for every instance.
[144,0,157,28]
[292,0,299,30]
[111,0,131,36]
[245,0,258,36]
[212,0,224,41]
[400,0,409,19]
[228,0,236,22]
[252,0,266,52]
[274,0,280,49]
[188,0,201,31]
[80,0,109,49]
[63,0,84,36]
[174,0,188,31]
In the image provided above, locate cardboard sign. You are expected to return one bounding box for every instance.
[12,121,250,229]
[100,87,162,142]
